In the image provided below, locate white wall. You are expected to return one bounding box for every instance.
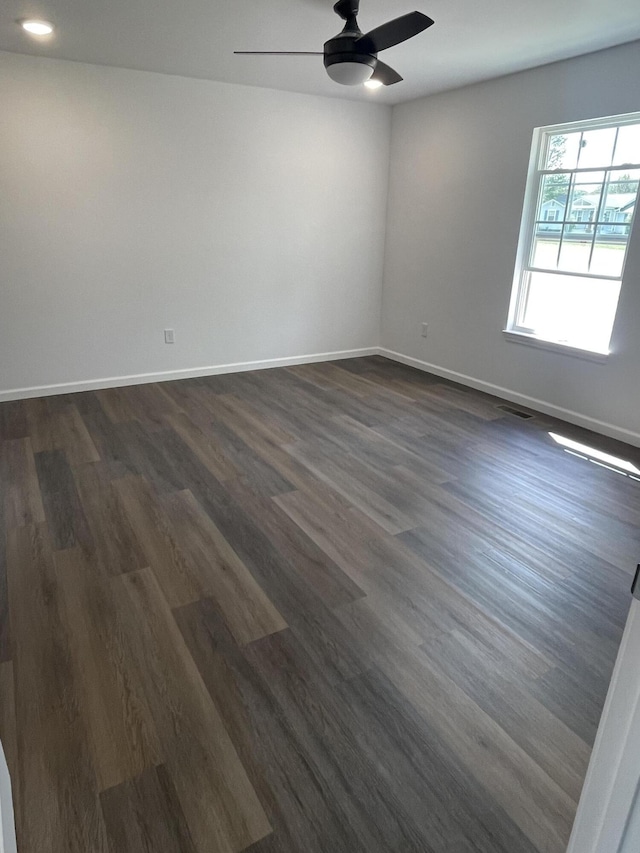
[382,40,640,444]
[0,51,391,396]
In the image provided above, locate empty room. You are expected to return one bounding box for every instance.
[1,1,640,851]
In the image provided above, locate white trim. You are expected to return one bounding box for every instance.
[502,329,610,362]
[540,164,640,176]
[0,347,378,403]
[377,347,640,448]
[3,343,640,449]
[0,741,16,853]
[542,110,640,137]
[566,601,640,853]
[526,266,621,282]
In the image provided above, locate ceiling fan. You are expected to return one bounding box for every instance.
[234,0,434,87]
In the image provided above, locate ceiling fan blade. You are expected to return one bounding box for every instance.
[371,60,403,86]
[357,12,434,53]
[234,51,323,55]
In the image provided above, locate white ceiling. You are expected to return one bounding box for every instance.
[1,0,639,105]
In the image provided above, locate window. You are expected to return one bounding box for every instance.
[506,113,640,355]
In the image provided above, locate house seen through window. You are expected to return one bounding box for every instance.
[506,113,640,354]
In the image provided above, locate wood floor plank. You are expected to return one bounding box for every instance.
[216,371,332,440]
[274,485,392,582]
[277,486,553,679]
[200,397,330,494]
[100,765,198,853]
[155,453,372,683]
[122,382,183,428]
[7,524,109,853]
[112,475,202,607]
[212,393,296,447]
[0,401,27,441]
[199,418,293,497]
[112,474,287,642]
[113,422,187,493]
[423,627,591,801]
[529,663,611,746]
[443,454,638,577]
[23,397,101,464]
[285,361,394,399]
[24,397,58,452]
[423,383,503,420]
[333,413,452,482]
[157,377,213,409]
[334,594,425,661]
[72,461,148,576]
[34,449,92,551]
[96,387,139,424]
[379,642,576,852]
[54,406,101,465]
[112,568,272,853]
[98,384,182,430]
[71,392,137,477]
[160,489,287,644]
[244,629,436,853]
[286,442,415,534]
[1,438,46,530]
[343,665,541,853]
[175,597,379,853]
[225,479,365,610]
[165,410,239,482]
[401,525,622,680]
[55,548,162,791]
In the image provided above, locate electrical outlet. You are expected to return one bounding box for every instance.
[164,329,175,344]
[421,323,428,338]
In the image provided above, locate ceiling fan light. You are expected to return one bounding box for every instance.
[364,78,383,89]
[326,61,374,86]
[21,19,54,36]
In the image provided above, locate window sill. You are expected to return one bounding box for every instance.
[502,330,610,363]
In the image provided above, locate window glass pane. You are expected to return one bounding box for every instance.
[544,133,581,170]
[521,271,620,352]
[612,124,640,167]
[577,128,617,168]
[602,168,639,222]
[536,174,570,220]
[558,233,592,273]
[566,176,603,225]
[590,226,630,277]
[531,232,561,269]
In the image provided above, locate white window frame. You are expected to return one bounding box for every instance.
[505,112,640,359]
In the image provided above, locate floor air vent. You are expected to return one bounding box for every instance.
[496,405,534,420]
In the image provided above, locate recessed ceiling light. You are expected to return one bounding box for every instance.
[364,79,383,90]
[21,20,54,36]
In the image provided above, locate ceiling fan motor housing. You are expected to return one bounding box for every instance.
[323,31,377,84]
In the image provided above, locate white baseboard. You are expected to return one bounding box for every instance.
[0,347,378,403]
[3,344,639,449]
[378,347,640,449]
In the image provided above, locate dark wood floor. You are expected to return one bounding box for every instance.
[0,356,637,853]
